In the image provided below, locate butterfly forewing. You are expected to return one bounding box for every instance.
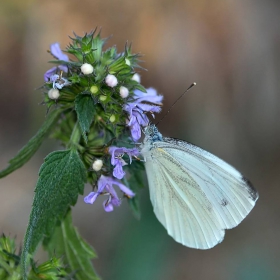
[142,133,258,249]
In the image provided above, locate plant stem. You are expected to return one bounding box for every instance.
[68,122,81,150]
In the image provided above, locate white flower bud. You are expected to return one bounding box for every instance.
[105,74,118,87]
[92,159,103,171]
[125,58,131,66]
[81,63,94,75]
[119,86,129,98]
[131,73,140,83]
[48,88,60,100]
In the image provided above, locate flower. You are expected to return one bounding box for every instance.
[105,74,118,87]
[50,74,71,89]
[123,88,163,141]
[84,175,135,212]
[109,146,140,179]
[44,43,69,82]
[120,86,129,98]
[81,63,94,75]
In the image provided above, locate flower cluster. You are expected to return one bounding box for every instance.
[43,31,163,213]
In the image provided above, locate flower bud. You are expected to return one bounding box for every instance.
[90,85,99,94]
[125,58,131,66]
[81,63,94,75]
[105,74,118,88]
[109,115,116,123]
[119,86,129,98]
[92,159,103,171]
[99,95,107,102]
[131,73,140,83]
[48,88,60,100]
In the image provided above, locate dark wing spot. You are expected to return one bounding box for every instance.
[242,176,259,201]
[221,198,228,206]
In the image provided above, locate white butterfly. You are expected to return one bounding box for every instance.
[141,124,258,249]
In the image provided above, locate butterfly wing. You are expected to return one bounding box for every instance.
[142,137,258,249]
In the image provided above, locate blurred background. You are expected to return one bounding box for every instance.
[0,0,279,279]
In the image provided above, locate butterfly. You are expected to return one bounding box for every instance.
[141,124,258,249]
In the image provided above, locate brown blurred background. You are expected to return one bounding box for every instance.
[0,0,279,279]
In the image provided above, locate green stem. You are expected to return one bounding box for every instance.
[68,122,81,150]
[76,144,86,153]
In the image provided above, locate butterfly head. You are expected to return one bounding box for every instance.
[143,124,163,143]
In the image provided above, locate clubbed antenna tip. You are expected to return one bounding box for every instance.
[156,82,197,125]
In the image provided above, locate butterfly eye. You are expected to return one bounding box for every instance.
[145,124,155,135]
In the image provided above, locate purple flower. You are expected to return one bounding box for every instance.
[84,175,135,212]
[109,147,140,179]
[44,43,69,82]
[123,88,163,141]
[50,74,71,89]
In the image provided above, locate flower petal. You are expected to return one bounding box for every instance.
[136,103,162,113]
[84,192,99,204]
[58,64,68,73]
[113,160,126,179]
[111,196,121,207]
[97,175,111,192]
[108,147,120,165]
[103,200,114,212]
[134,110,149,126]
[44,67,58,82]
[134,88,163,104]
[123,147,140,163]
[113,181,135,197]
[130,122,142,141]
[50,43,69,61]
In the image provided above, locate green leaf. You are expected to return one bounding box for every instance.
[124,160,146,220]
[130,80,147,93]
[127,196,141,220]
[75,93,95,142]
[43,210,99,280]
[0,109,64,179]
[48,60,81,68]
[21,150,87,279]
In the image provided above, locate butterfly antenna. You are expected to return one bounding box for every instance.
[156,82,196,126]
